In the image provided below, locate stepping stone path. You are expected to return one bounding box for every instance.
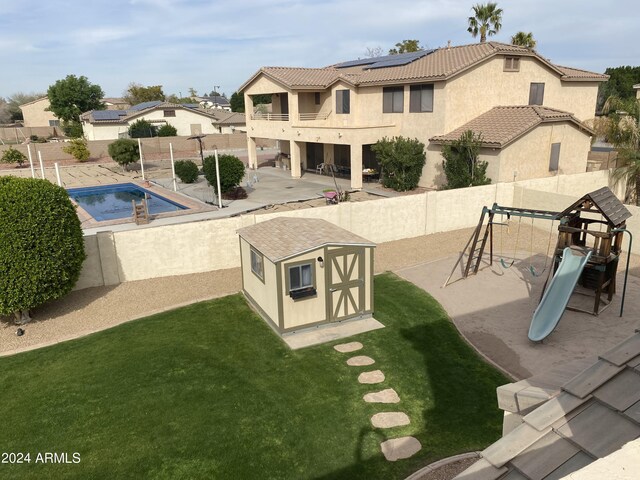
[347,355,375,366]
[363,388,401,404]
[380,437,422,462]
[358,370,385,384]
[334,341,421,461]
[371,412,410,428]
[333,342,363,353]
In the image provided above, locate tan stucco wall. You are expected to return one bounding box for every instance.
[280,250,327,329]
[73,170,624,291]
[20,98,59,128]
[83,122,129,141]
[240,238,279,325]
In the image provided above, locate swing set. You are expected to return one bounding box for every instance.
[443,203,560,287]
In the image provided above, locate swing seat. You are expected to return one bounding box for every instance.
[500,258,515,269]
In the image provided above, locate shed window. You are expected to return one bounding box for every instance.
[289,264,312,291]
[383,87,404,113]
[529,83,545,105]
[504,57,520,72]
[250,248,264,281]
[336,89,350,114]
[549,143,561,172]
[409,84,434,112]
[164,109,176,117]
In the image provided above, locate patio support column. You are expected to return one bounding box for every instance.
[247,136,258,170]
[350,144,363,189]
[290,140,303,178]
[323,143,334,168]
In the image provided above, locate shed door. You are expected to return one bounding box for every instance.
[327,248,365,322]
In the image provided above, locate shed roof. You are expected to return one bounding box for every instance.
[237,217,375,262]
[430,106,593,149]
[559,186,632,227]
[454,329,640,480]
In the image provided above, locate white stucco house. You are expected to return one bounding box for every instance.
[80,101,245,140]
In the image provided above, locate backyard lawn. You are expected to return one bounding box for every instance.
[0,273,508,479]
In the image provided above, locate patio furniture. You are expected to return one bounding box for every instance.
[316,163,325,175]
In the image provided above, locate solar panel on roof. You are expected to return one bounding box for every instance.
[335,57,379,68]
[92,110,125,121]
[367,49,434,69]
[128,101,163,111]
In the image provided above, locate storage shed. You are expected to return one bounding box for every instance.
[237,217,376,333]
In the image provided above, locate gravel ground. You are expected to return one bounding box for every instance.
[2,225,638,357]
[409,457,479,480]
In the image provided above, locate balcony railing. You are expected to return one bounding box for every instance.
[250,113,289,121]
[298,111,332,121]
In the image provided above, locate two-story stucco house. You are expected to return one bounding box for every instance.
[239,42,607,189]
[19,97,60,128]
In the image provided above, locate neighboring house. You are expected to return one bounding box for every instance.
[102,97,131,110]
[19,97,59,127]
[213,111,247,133]
[80,101,246,140]
[455,330,640,479]
[197,95,232,111]
[239,42,607,189]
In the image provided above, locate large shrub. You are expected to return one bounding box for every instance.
[128,119,158,138]
[203,154,245,194]
[441,130,491,189]
[174,160,199,183]
[1,147,27,167]
[108,139,139,170]
[157,124,177,137]
[62,138,91,162]
[371,136,426,191]
[0,177,85,324]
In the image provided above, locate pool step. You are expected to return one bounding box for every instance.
[132,199,150,225]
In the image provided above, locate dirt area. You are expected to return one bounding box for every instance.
[410,456,479,480]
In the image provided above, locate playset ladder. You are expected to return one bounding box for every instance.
[132,199,150,225]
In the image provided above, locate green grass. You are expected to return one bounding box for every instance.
[0,273,508,479]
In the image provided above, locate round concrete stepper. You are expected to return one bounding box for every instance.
[358,370,385,384]
[363,388,401,404]
[380,436,422,462]
[371,412,410,429]
[347,355,375,366]
[333,341,363,353]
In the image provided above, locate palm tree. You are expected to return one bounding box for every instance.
[467,3,503,43]
[598,96,640,204]
[511,31,536,49]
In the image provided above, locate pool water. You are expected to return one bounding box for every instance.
[67,183,187,221]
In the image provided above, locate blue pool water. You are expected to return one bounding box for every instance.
[67,183,187,221]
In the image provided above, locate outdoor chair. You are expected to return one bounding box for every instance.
[316,163,325,175]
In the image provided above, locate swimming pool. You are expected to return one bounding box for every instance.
[67,183,187,222]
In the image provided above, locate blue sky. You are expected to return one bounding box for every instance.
[1,0,638,98]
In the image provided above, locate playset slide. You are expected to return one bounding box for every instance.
[528,247,592,342]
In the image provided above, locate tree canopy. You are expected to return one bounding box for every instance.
[0,92,45,123]
[128,119,158,138]
[511,31,536,49]
[47,75,104,137]
[597,66,640,112]
[123,83,165,105]
[389,40,423,55]
[230,92,271,113]
[0,177,85,324]
[467,2,503,43]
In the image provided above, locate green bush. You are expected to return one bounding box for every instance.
[174,160,199,183]
[108,139,139,169]
[203,154,246,194]
[1,146,27,167]
[371,136,426,191]
[0,177,85,323]
[128,119,158,138]
[157,124,177,137]
[62,120,84,138]
[441,130,491,189]
[62,138,91,162]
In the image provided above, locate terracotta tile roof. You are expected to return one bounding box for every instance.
[239,42,606,92]
[237,217,375,262]
[559,186,632,228]
[211,111,246,125]
[430,106,594,148]
[455,330,640,480]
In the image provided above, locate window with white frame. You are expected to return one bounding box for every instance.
[409,84,434,112]
[383,87,404,113]
[288,263,312,291]
[250,247,264,281]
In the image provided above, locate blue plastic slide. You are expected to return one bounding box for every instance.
[528,247,592,342]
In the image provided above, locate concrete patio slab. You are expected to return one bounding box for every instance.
[282,316,384,350]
